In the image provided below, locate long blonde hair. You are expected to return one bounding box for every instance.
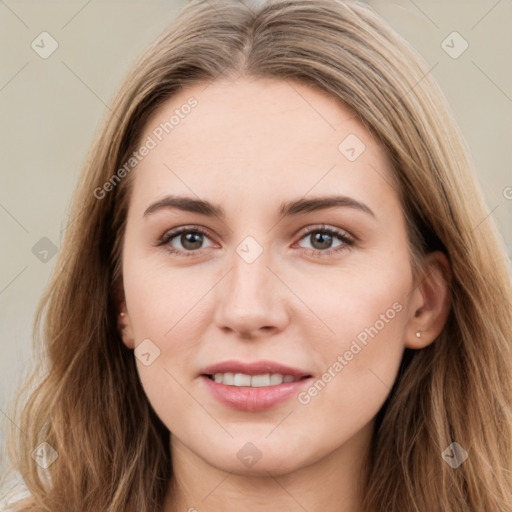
[2,0,511,510]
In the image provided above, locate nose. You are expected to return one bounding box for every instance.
[213,248,290,339]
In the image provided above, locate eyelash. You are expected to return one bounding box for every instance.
[158,224,354,258]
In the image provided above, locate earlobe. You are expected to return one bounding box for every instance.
[405,251,452,349]
[118,302,136,350]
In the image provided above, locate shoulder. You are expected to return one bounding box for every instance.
[0,470,31,511]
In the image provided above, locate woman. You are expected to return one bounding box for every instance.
[2,0,511,510]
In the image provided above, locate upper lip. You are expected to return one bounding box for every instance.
[200,360,312,378]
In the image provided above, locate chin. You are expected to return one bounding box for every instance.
[216,452,307,477]
[193,437,316,477]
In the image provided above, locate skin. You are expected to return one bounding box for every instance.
[118,76,451,512]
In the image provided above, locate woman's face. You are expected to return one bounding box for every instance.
[120,76,423,475]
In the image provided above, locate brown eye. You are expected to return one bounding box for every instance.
[296,226,354,256]
[160,226,214,256]
[177,231,204,250]
[307,231,336,250]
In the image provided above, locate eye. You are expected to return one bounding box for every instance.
[295,225,354,257]
[159,225,215,257]
[158,224,354,258]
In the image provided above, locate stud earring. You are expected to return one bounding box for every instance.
[415,331,421,338]
[120,312,125,317]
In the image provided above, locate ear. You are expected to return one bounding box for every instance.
[405,251,452,349]
[118,300,136,350]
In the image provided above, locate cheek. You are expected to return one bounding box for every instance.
[293,232,412,345]
[123,248,196,338]
[297,257,411,425]
[122,252,215,391]
[122,257,206,430]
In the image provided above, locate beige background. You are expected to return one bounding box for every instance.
[1,0,511,472]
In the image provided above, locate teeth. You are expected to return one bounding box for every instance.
[222,372,234,385]
[211,373,301,387]
[270,374,283,385]
[234,373,251,386]
[251,374,271,387]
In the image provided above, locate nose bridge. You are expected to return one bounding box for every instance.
[226,241,275,310]
[213,237,289,335]
[230,244,270,299]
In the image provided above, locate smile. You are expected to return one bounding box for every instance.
[206,372,303,387]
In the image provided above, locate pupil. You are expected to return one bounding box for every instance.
[312,232,332,250]
[182,232,203,250]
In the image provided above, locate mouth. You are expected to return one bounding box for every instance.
[199,360,313,411]
[203,372,310,387]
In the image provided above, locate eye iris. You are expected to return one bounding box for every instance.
[311,231,333,250]
[181,232,203,250]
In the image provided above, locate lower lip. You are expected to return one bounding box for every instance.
[201,375,312,412]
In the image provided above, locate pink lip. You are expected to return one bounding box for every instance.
[200,359,311,378]
[199,360,313,412]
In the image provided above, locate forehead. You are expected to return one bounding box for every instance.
[130,76,400,216]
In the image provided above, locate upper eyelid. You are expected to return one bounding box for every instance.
[161,225,214,243]
[299,225,352,238]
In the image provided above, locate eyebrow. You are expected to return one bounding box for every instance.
[143,194,375,219]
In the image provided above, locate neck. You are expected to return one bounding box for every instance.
[163,420,374,512]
